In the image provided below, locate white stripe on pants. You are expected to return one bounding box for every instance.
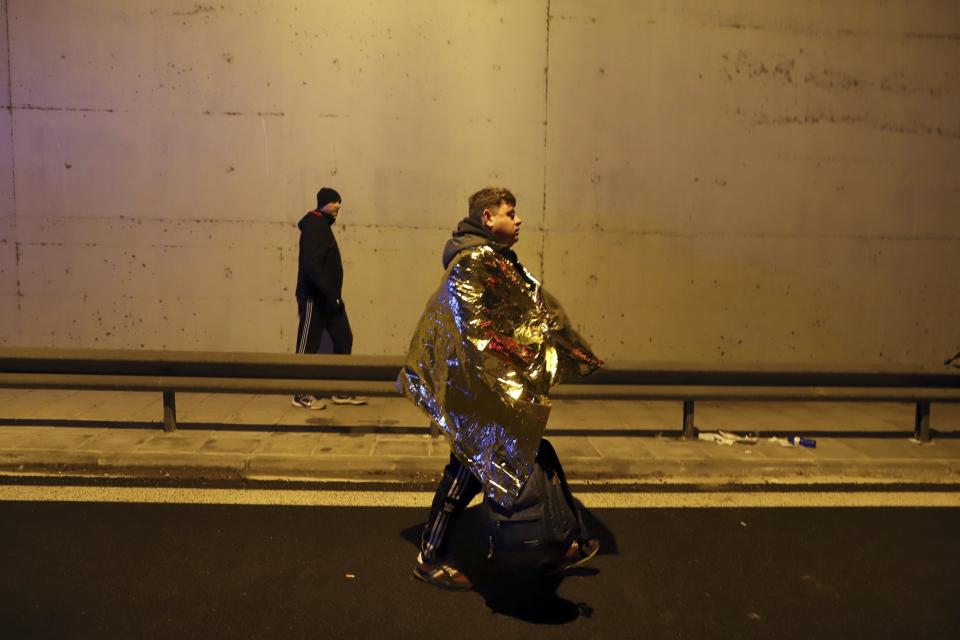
[423,463,473,561]
[296,300,314,354]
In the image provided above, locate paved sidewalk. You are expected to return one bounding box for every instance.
[1,389,959,487]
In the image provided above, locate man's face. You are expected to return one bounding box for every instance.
[320,201,341,219]
[483,201,521,247]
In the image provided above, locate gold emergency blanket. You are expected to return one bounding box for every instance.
[397,244,602,509]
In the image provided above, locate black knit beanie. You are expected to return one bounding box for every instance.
[316,187,341,210]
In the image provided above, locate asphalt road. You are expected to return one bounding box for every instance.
[1,490,958,639]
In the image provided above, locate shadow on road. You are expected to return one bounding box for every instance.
[401,501,617,625]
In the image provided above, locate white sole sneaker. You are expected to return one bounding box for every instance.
[331,395,367,406]
[292,396,326,410]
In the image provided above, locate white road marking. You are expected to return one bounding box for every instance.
[1,486,959,508]
[578,492,960,508]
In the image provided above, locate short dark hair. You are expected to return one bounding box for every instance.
[468,187,516,221]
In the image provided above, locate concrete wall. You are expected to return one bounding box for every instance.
[0,0,957,367]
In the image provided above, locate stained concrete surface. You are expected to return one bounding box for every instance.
[1,1,957,368]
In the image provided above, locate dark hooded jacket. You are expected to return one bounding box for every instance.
[441,216,526,272]
[442,216,495,268]
[295,211,343,310]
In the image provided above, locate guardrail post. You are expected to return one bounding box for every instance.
[681,399,696,439]
[163,391,177,432]
[914,400,930,443]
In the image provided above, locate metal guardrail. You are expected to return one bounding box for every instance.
[1,348,959,441]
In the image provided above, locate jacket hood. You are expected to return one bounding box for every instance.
[298,210,334,230]
[442,217,496,268]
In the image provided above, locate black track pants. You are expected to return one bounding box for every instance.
[294,298,353,356]
[421,452,482,562]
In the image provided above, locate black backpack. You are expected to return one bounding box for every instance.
[484,439,582,565]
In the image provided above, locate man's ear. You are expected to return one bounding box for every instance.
[481,209,493,228]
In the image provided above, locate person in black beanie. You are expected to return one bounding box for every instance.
[293,187,366,408]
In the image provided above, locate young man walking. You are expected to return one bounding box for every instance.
[398,187,602,589]
[293,187,365,409]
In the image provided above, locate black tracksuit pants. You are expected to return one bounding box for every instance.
[421,452,482,562]
[295,297,353,356]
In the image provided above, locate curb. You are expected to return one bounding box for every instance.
[2,453,959,488]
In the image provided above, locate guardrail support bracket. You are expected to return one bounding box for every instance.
[163,391,177,432]
[914,400,931,443]
[681,399,696,440]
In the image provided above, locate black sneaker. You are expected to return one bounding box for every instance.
[292,395,326,410]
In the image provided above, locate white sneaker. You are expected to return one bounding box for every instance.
[331,395,367,406]
[292,395,326,410]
